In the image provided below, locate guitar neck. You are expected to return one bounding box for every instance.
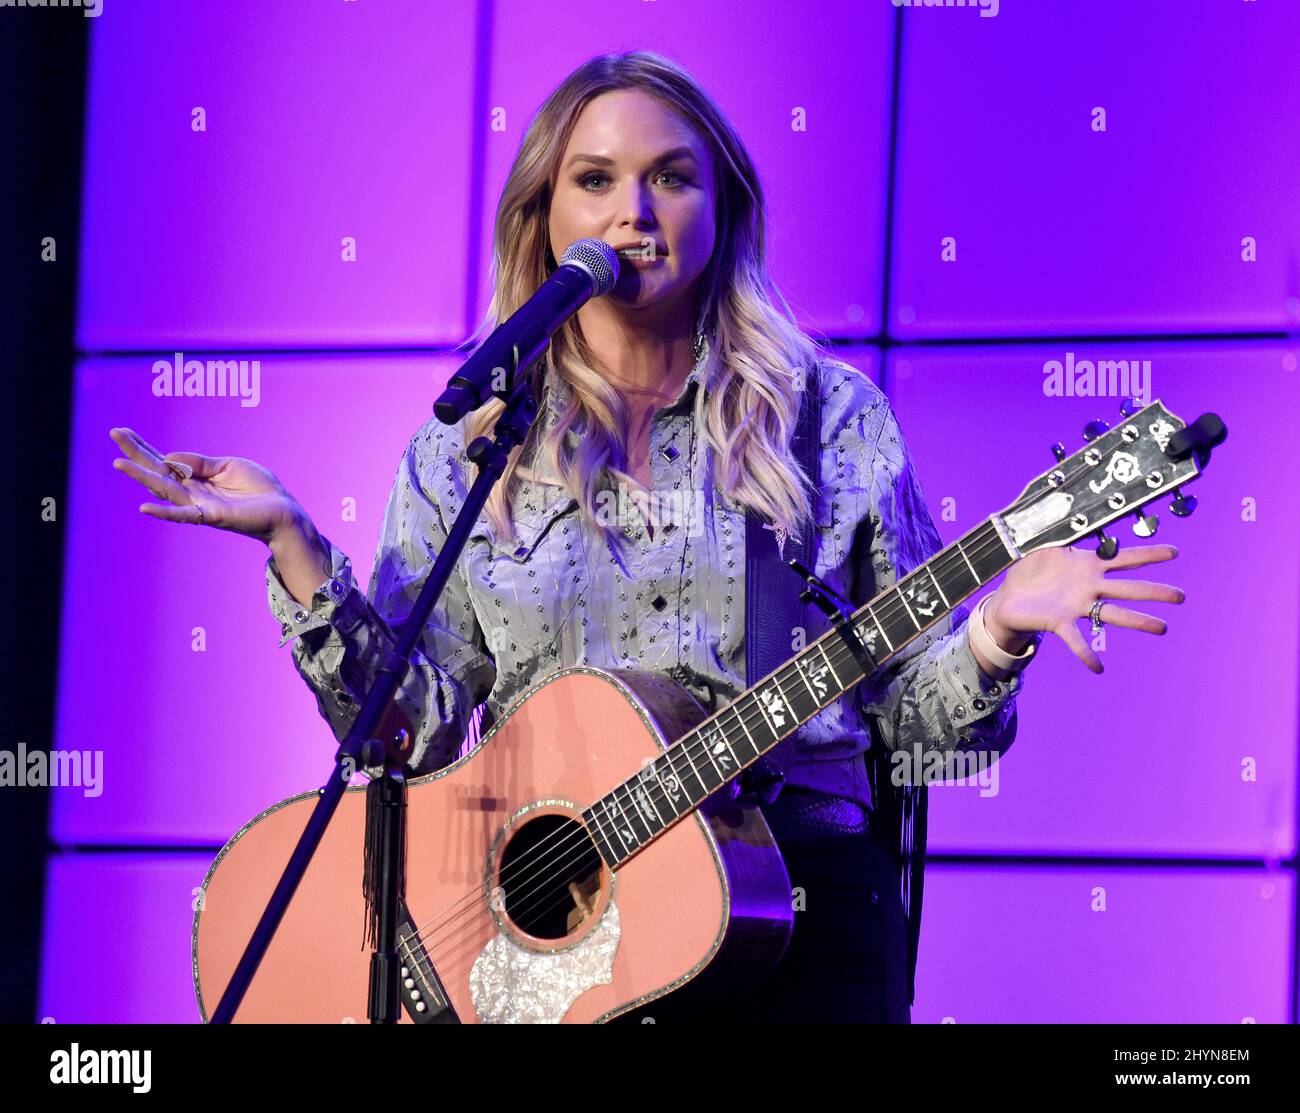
[582,515,1018,869]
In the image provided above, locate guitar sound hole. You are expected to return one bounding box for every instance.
[496,814,604,941]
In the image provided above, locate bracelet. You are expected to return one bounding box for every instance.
[968,595,1038,673]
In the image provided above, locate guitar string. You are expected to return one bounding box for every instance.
[401,454,1152,960]
[406,463,1144,965]
[401,548,991,971]
[414,492,1147,966]
[419,468,1174,969]
[400,521,1023,962]
[411,470,1167,976]
[410,502,1175,1006]
[409,558,996,980]
[407,600,894,981]
[415,517,1154,977]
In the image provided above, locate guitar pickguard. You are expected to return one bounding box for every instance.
[468,900,622,1023]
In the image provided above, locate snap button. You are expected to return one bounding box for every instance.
[293,610,309,623]
[328,579,345,598]
[954,705,966,718]
[972,697,987,711]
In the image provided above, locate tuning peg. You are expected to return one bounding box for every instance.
[1094,529,1119,560]
[1169,487,1198,518]
[1083,419,1111,443]
[1119,397,1144,418]
[1132,511,1159,538]
[1050,442,1067,462]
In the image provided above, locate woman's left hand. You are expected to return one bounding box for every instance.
[984,543,1185,674]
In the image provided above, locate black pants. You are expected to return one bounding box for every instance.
[627,795,913,1024]
[731,798,911,1024]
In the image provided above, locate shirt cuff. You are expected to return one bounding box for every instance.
[937,614,1026,730]
[266,538,368,649]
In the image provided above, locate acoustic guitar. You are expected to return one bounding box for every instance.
[193,399,1223,1023]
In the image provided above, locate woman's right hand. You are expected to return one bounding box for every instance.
[109,426,305,544]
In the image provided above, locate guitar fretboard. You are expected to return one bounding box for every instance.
[581,516,1016,868]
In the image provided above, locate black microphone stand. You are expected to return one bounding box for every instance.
[210,366,541,1024]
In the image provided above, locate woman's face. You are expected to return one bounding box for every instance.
[549,89,716,320]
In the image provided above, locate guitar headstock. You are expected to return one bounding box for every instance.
[999,398,1227,558]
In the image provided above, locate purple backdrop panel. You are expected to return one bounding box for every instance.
[890,0,1300,337]
[913,863,1291,1024]
[76,0,477,350]
[885,343,1297,857]
[477,0,894,336]
[40,853,211,1023]
[53,353,466,845]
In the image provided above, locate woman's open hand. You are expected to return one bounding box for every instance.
[109,426,304,544]
[984,543,1186,674]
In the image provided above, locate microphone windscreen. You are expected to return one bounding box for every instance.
[559,238,619,297]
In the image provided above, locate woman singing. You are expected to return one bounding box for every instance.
[110,51,1185,1023]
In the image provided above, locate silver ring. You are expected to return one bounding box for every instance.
[1089,599,1106,633]
[194,504,205,526]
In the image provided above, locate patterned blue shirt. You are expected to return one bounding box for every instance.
[266,340,1023,809]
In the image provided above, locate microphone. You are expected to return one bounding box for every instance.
[434,238,620,424]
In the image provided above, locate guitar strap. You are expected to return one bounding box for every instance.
[743,360,823,783]
[744,358,928,1007]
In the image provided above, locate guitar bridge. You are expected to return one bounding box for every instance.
[396,903,459,1024]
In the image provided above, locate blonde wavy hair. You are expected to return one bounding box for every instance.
[463,50,831,547]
